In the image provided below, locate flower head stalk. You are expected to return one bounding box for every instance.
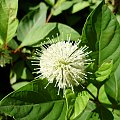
[32,36,93,95]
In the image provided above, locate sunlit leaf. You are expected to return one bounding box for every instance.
[95,60,113,82]
[87,84,97,98]
[74,101,96,120]
[98,85,111,104]
[82,1,120,102]
[73,91,89,119]
[18,22,80,47]
[65,90,89,119]
[79,104,113,120]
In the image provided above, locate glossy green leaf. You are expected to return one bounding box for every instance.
[81,2,120,102]
[70,91,89,119]
[98,85,111,104]
[65,90,89,119]
[73,91,89,119]
[74,101,96,120]
[87,83,97,98]
[18,22,80,47]
[95,60,113,82]
[18,23,56,47]
[0,0,18,44]
[0,79,67,120]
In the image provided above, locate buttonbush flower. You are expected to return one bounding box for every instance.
[32,36,92,95]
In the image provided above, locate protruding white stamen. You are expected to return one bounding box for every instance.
[32,36,93,95]
[87,72,93,74]
[44,82,50,89]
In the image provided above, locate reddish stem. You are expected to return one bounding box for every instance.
[46,12,52,23]
[13,48,20,54]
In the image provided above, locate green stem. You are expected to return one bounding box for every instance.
[96,87,100,100]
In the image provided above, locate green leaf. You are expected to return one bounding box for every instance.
[87,83,97,98]
[65,90,89,119]
[74,101,96,120]
[98,85,111,104]
[8,39,18,50]
[95,60,113,82]
[52,1,73,16]
[45,0,55,6]
[95,105,113,120]
[65,89,76,119]
[12,81,29,90]
[0,48,12,67]
[0,0,18,44]
[18,23,56,47]
[0,79,67,120]
[0,40,3,46]
[72,1,90,14]
[116,12,120,24]
[87,112,100,120]
[17,2,47,45]
[79,104,113,120]
[17,1,80,48]
[12,60,25,79]
[81,2,120,102]
[11,60,34,80]
[73,91,89,119]
[18,22,80,47]
[112,109,120,120]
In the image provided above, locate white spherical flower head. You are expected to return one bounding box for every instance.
[32,40,92,95]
